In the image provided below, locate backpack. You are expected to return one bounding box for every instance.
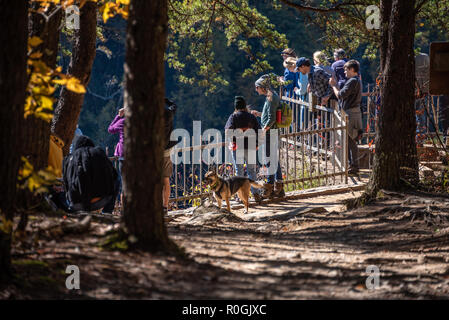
[63,144,117,210]
[276,101,293,128]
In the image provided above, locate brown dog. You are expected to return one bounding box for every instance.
[204,170,263,214]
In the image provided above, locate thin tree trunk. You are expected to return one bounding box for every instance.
[51,1,97,155]
[123,0,173,251]
[368,0,418,193]
[380,0,392,73]
[0,0,28,281]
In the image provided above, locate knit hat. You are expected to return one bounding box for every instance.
[234,96,246,110]
[255,74,271,89]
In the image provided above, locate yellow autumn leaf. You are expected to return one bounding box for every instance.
[39,167,57,182]
[36,112,54,122]
[30,51,43,59]
[29,36,43,47]
[66,77,86,93]
[52,78,68,86]
[20,157,34,178]
[24,96,35,112]
[36,95,54,111]
[27,175,42,192]
[117,0,130,5]
[102,2,117,23]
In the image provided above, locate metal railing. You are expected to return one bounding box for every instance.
[167,88,349,209]
[361,84,447,168]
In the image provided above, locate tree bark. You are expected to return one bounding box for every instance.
[0,0,28,281]
[123,0,172,251]
[51,1,97,155]
[368,0,418,193]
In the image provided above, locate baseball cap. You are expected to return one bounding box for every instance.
[294,57,308,71]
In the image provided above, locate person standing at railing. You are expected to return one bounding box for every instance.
[278,48,298,98]
[225,96,263,202]
[313,51,336,81]
[163,98,178,213]
[251,75,285,199]
[329,60,363,175]
[108,106,125,212]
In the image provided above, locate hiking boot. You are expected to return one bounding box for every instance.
[262,183,274,199]
[274,181,286,198]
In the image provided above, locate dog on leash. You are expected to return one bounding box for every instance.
[204,170,264,214]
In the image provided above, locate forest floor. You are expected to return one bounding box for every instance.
[2,177,449,299]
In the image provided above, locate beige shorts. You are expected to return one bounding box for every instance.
[163,156,173,178]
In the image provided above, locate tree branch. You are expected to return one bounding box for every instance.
[415,0,430,14]
[278,0,368,13]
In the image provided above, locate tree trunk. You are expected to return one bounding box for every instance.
[22,3,63,171]
[0,0,28,281]
[368,0,418,193]
[123,0,172,251]
[51,1,97,155]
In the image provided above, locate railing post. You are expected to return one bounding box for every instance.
[343,110,349,184]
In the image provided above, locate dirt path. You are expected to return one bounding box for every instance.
[2,190,449,299]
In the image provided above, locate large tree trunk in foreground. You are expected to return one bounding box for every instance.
[368,0,418,193]
[22,3,63,171]
[123,0,172,251]
[51,1,96,155]
[0,0,28,282]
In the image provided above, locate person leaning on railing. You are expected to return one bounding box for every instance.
[251,75,285,199]
[295,57,331,107]
[329,59,363,175]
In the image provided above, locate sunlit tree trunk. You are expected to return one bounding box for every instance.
[123,0,173,251]
[52,1,97,155]
[0,0,28,281]
[368,0,418,193]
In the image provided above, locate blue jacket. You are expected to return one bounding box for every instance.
[283,68,298,97]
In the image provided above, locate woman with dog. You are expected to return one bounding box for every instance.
[251,75,285,199]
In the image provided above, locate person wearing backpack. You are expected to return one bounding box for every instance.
[225,96,263,202]
[251,75,285,199]
[62,135,119,214]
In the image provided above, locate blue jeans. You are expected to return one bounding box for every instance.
[232,149,260,195]
[264,130,283,185]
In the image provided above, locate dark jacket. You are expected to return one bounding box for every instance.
[337,76,362,111]
[225,110,261,150]
[62,135,118,210]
